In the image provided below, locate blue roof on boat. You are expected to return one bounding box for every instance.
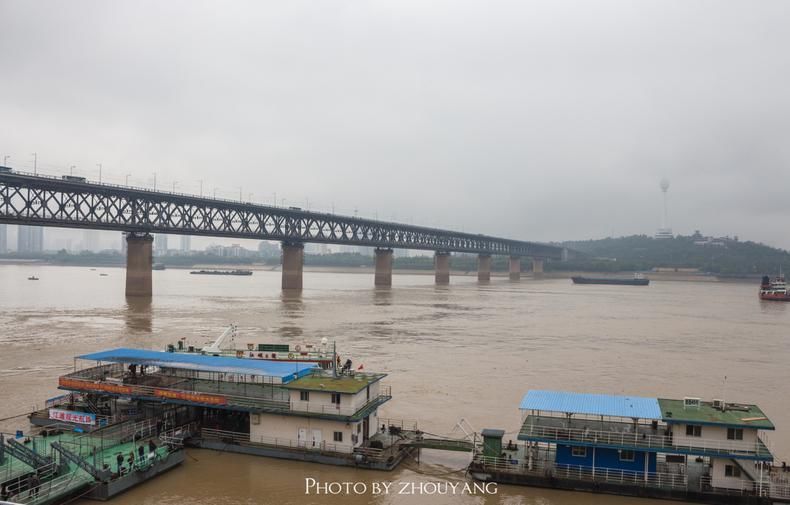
[519,390,662,420]
[77,348,316,383]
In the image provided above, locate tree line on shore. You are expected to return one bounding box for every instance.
[2,234,787,275]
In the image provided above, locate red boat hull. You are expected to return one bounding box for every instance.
[759,292,790,301]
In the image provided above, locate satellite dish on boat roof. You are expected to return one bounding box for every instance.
[321,337,328,346]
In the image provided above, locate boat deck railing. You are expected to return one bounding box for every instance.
[61,366,391,419]
[201,427,355,456]
[471,454,688,491]
[520,415,772,459]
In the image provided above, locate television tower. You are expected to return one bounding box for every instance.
[655,178,673,239]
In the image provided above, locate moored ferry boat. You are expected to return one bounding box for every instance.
[470,390,790,504]
[759,274,790,301]
[166,325,336,369]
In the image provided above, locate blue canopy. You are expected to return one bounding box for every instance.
[520,390,662,420]
[78,348,316,383]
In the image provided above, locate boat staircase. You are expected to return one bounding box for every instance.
[50,441,111,482]
[5,438,54,471]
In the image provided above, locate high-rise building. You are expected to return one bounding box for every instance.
[18,225,44,253]
[179,235,191,252]
[84,230,100,252]
[154,234,168,255]
[0,224,7,253]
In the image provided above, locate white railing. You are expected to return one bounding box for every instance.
[472,455,688,491]
[201,428,355,455]
[6,469,93,505]
[521,417,771,457]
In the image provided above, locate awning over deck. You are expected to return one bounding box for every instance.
[78,348,317,382]
[520,390,662,420]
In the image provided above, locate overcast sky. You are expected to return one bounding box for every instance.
[1,0,789,250]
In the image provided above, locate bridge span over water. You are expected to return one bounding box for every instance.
[0,168,566,296]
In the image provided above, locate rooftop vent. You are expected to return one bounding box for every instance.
[712,399,725,411]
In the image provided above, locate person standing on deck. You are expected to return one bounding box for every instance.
[116,452,124,474]
[28,472,40,499]
[138,444,145,463]
[127,451,135,470]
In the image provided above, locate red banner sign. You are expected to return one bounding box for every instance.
[154,388,227,405]
[59,377,133,395]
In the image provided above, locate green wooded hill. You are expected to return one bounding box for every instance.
[557,234,790,275]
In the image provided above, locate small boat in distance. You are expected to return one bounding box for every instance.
[27,275,39,281]
[190,269,253,276]
[99,273,109,277]
[759,273,790,301]
[152,263,166,270]
[572,273,649,286]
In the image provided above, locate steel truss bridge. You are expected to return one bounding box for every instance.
[0,170,564,259]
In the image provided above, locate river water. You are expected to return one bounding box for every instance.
[0,264,788,505]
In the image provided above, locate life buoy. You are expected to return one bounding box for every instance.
[288,353,294,359]
[295,344,302,352]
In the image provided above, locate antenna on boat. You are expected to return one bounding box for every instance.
[722,375,727,411]
[332,340,337,378]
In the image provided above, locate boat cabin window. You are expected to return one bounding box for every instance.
[333,431,343,442]
[725,465,742,478]
[571,446,587,457]
[685,425,702,437]
[727,428,744,440]
[331,393,341,405]
[300,391,309,402]
[619,450,635,462]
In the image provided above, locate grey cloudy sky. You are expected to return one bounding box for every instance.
[1,0,789,249]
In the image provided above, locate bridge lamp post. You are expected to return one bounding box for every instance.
[3,155,9,166]
[213,187,218,199]
[239,187,243,202]
[125,174,131,185]
[199,180,203,197]
[152,172,157,190]
[97,163,102,183]
[69,165,76,176]
[32,152,37,175]
[172,181,177,193]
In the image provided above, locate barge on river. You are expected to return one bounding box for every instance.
[470,390,790,504]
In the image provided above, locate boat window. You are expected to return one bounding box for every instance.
[300,391,309,402]
[725,465,742,478]
[685,425,702,437]
[571,446,587,457]
[331,393,341,404]
[727,428,743,441]
[333,431,343,442]
[619,450,635,462]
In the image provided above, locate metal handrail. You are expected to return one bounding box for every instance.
[62,370,390,418]
[521,418,771,457]
[201,428,355,455]
[472,455,688,490]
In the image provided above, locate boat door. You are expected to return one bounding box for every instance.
[363,416,370,443]
[311,429,322,450]
[298,428,308,448]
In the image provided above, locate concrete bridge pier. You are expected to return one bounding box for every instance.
[281,242,304,291]
[509,256,521,281]
[477,254,491,282]
[374,248,394,287]
[435,251,451,285]
[125,232,153,297]
[532,258,544,278]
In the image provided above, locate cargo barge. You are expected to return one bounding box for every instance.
[470,390,790,504]
[572,273,649,286]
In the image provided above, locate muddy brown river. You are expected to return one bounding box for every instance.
[1,264,788,504]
